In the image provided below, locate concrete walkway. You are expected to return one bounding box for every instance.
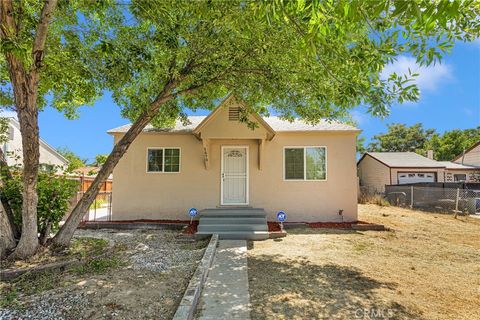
[196,240,251,320]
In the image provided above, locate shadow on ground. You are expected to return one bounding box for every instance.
[286,227,364,235]
[248,254,421,320]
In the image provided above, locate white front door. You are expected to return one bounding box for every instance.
[221,146,248,205]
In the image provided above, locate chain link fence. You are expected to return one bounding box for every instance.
[385,185,480,214]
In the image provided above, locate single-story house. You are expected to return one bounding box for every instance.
[439,161,480,183]
[1,114,68,169]
[444,141,480,182]
[357,152,446,193]
[108,95,360,225]
[358,145,480,193]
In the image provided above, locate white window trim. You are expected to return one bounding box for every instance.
[146,147,181,173]
[283,146,327,182]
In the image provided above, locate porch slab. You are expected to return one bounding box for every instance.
[196,240,251,320]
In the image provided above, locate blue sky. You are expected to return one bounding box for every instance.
[37,40,480,163]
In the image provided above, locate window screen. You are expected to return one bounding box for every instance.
[285,148,304,179]
[285,147,326,180]
[147,148,180,172]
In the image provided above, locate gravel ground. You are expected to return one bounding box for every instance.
[0,228,207,320]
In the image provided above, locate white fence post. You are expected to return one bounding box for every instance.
[455,188,460,212]
[410,186,414,208]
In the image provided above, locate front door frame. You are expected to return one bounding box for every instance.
[220,145,249,206]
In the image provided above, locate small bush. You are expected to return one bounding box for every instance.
[359,192,390,206]
[1,167,78,241]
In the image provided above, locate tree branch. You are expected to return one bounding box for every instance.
[0,0,18,39]
[31,0,58,71]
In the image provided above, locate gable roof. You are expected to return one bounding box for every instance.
[108,116,359,134]
[6,117,69,165]
[108,94,359,135]
[192,94,276,140]
[359,152,446,168]
[451,141,480,162]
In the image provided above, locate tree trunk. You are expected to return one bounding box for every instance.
[1,0,58,259]
[11,85,41,259]
[0,147,20,239]
[39,219,51,246]
[53,82,178,248]
[0,201,16,259]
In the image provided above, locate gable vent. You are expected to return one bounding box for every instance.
[228,107,240,121]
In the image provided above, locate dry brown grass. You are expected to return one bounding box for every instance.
[248,204,480,320]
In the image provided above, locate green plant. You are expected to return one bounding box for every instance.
[0,287,19,308]
[2,168,78,243]
[69,237,109,258]
[72,256,123,275]
[57,147,87,171]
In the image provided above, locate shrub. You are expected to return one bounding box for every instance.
[2,167,78,243]
[358,191,390,206]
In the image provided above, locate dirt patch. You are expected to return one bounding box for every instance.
[248,204,480,320]
[1,237,110,272]
[1,229,208,319]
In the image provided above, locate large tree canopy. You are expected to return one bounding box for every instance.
[0,0,119,115]
[367,123,436,154]
[426,128,480,161]
[366,124,480,161]
[93,0,480,125]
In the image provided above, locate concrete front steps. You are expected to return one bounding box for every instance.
[197,208,269,240]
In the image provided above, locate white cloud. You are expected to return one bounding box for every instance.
[381,56,453,92]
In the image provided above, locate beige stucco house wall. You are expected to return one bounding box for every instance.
[110,98,359,222]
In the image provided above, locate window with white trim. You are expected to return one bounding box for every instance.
[284,147,326,180]
[147,148,180,172]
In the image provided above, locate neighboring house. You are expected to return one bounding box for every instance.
[108,95,360,223]
[1,116,68,169]
[357,152,446,193]
[452,141,480,167]
[358,144,480,192]
[443,141,480,182]
[439,161,480,183]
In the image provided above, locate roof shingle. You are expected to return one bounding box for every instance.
[365,152,445,168]
[107,116,359,134]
